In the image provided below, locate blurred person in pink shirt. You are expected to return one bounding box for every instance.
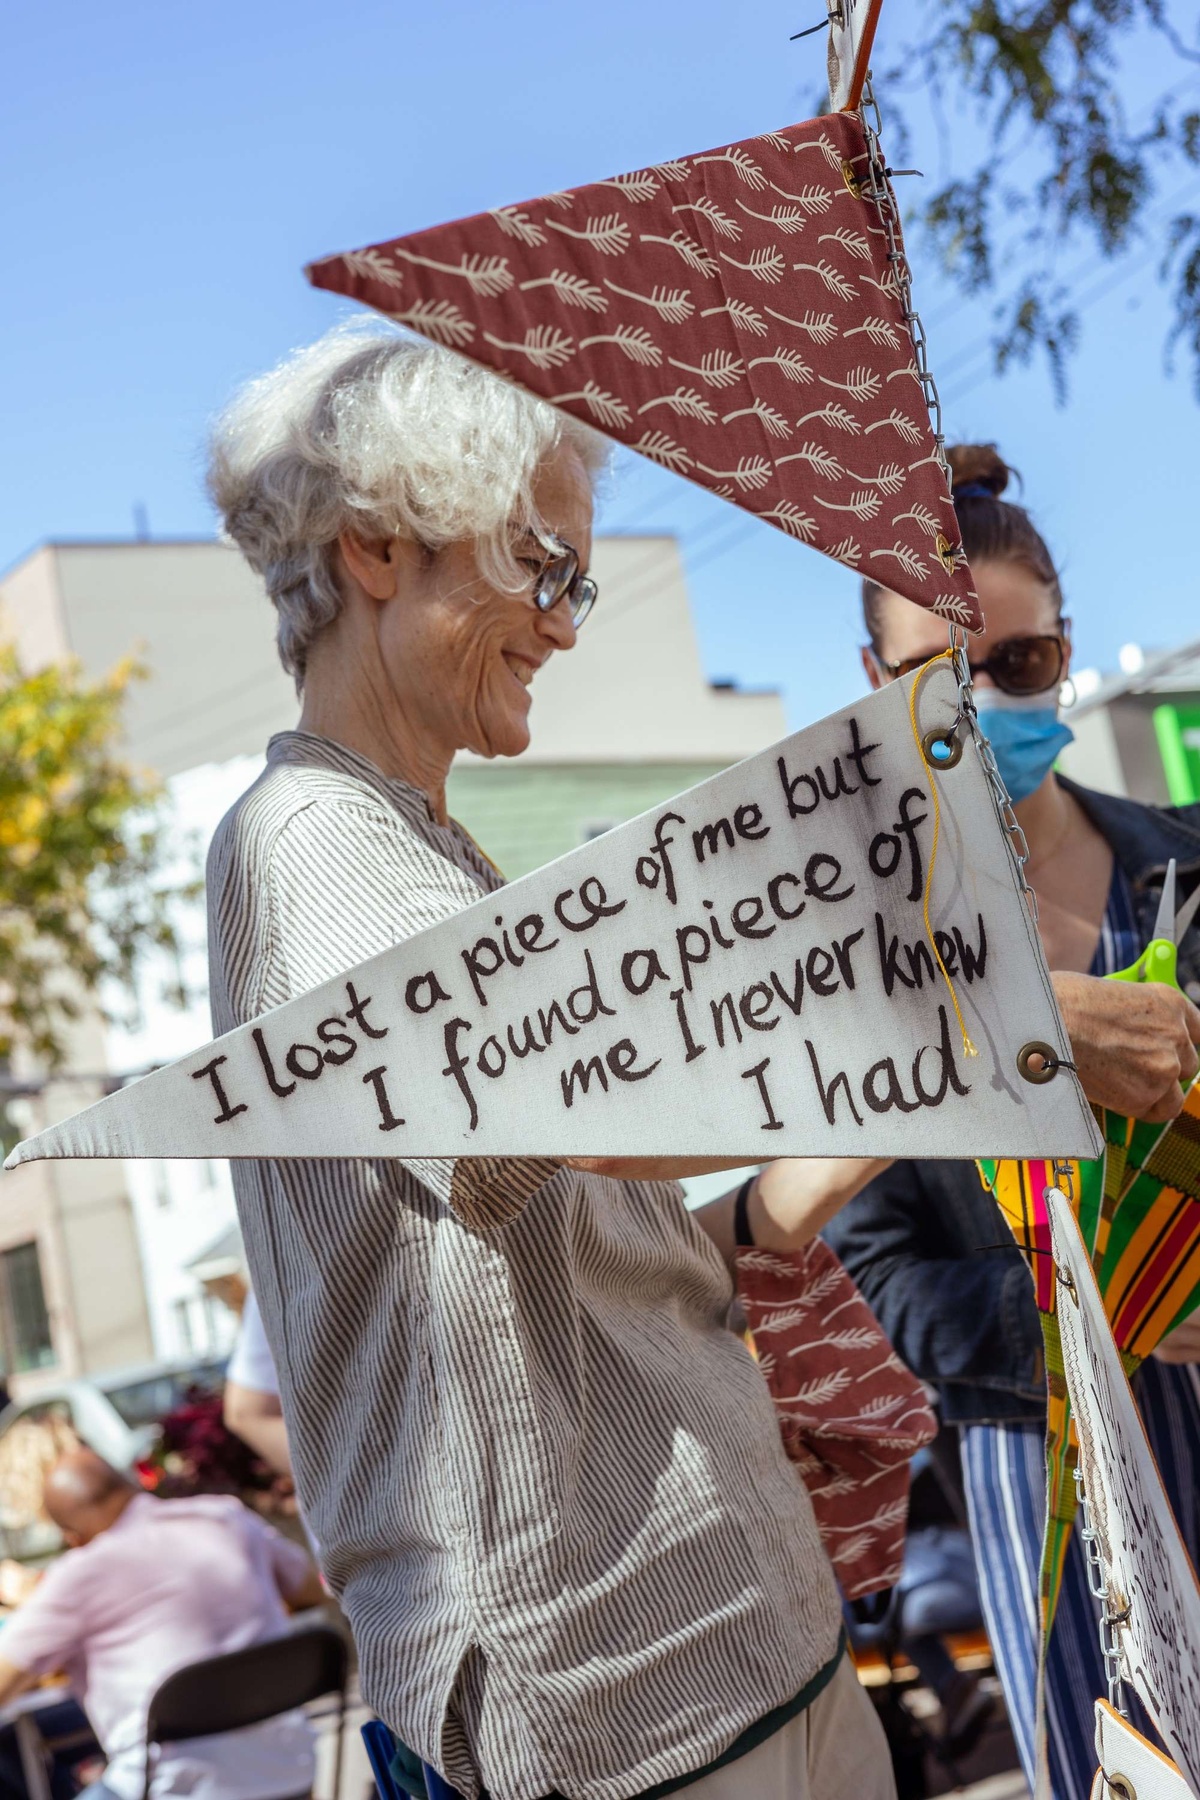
[0,1451,323,1800]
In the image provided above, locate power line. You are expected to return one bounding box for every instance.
[134,663,293,752]
[144,177,1200,771]
[931,175,1200,399]
[146,511,753,769]
[134,511,723,767]
[586,508,761,635]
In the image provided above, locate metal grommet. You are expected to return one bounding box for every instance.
[921,726,963,770]
[935,532,961,574]
[841,159,863,199]
[1017,1041,1060,1084]
[1105,1774,1136,1800]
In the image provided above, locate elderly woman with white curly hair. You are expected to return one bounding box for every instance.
[205,321,894,1800]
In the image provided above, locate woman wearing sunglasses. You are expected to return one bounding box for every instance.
[822,443,1200,1799]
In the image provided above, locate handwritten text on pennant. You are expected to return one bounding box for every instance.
[8,669,1099,1167]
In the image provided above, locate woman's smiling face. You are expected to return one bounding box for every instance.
[376,449,594,763]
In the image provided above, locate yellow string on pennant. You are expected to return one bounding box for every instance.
[906,651,979,1061]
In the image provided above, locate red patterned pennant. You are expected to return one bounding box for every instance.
[308,112,981,630]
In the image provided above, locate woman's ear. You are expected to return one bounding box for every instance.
[336,531,404,601]
[861,644,885,692]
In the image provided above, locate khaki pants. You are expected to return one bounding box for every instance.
[681,1658,896,1800]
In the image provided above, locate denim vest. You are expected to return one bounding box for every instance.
[823,780,1200,1426]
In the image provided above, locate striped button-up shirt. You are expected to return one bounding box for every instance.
[207,730,842,1800]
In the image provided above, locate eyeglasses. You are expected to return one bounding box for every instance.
[878,633,1066,697]
[524,538,598,628]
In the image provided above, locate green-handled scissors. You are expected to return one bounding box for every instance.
[1108,858,1200,989]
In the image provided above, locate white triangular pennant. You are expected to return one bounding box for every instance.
[7,671,1100,1168]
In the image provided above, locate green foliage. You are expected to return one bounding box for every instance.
[0,646,185,1069]
[882,1,1200,395]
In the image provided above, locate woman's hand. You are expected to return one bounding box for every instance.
[1153,1315,1200,1363]
[1052,971,1200,1123]
[694,1158,893,1268]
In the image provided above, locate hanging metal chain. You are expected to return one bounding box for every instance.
[952,649,1040,927]
[1073,1461,1131,1718]
[857,74,1041,927]
[856,75,949,494]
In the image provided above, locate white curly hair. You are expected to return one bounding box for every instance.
[207,319,609,685]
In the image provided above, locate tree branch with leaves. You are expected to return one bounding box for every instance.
[0,647,186,1072]
[876,1,1200,397]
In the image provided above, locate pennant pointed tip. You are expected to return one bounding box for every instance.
[305,257,344,294]
[5,1136,41,1170]
[3,1109,118,1169]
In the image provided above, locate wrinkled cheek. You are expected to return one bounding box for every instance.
[466,661,520,752]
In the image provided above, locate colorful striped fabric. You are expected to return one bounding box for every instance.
[980,1082,1200,1635]
[978,854,1200,1640]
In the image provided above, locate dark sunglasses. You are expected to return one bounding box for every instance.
[878,633,1066,698]
[524,538,598,628]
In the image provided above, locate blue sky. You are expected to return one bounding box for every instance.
[3,0,1197,729]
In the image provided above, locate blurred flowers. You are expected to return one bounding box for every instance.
[141,1389,295,1514]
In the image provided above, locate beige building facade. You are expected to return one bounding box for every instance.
[0,534,783,1395]
[1,1016,154,1396]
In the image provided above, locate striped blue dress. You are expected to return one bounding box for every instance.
[960,861,1200,1799]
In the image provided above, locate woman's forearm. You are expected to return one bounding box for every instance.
[695,1157,894,1271]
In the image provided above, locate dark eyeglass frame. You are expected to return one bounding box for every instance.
[524,538,598,628]
[877,632,1066,697]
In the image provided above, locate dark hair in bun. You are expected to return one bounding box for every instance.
[946,441,1011,498]
[862,441,1062,652]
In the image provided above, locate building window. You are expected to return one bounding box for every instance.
[0,1243,55,1375]
[200,1293,224,1352]
[174,1298,194,1356]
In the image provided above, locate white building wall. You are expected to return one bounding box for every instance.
[1057,708,1129,798]
[104,756,264,1362]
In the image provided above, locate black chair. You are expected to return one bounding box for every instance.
[142,1624,348,1800]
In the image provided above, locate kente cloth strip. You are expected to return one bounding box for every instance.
[735,1237,937,1600]
[980,1079,1200,1634]
[308,112,982,630]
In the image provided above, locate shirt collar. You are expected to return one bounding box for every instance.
[265,729,501,887]
[266,730,439,825]
[1058,775,1200,889]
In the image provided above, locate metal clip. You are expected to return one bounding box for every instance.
[1056,1264,1079,1307]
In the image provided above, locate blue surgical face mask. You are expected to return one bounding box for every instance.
[975,691,1074,804]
